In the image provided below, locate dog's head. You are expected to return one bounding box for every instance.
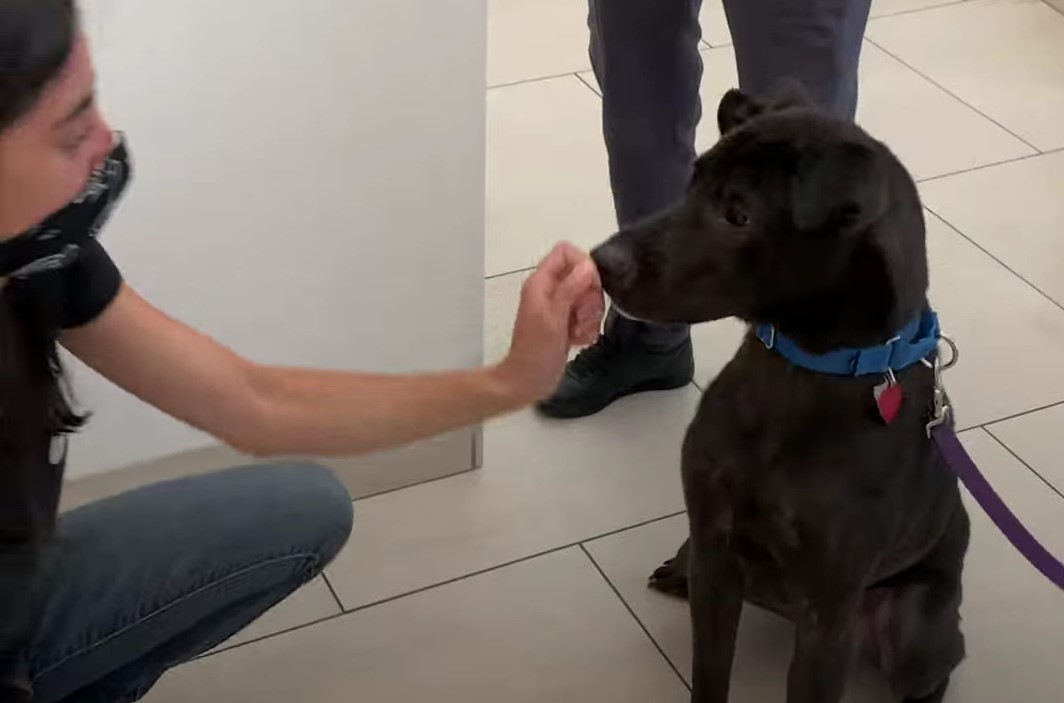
[593,88,929,351]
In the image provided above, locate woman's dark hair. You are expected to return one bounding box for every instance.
[0,0,77,127]
[1,0,84,462]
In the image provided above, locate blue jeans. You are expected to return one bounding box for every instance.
[27,463,353,703]
[589,0,873,346]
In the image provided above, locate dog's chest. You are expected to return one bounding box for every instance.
[693,446,865,607]
[682,393,876,601]
[731,490,804,601]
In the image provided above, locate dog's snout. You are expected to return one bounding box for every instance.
[592,242,637,291]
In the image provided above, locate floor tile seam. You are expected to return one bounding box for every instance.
[863,37,1043,154]
[578,543,692,692]
[980,425,1064,501]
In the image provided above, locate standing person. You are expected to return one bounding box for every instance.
[539,0,873,418]
[0,1,604,701]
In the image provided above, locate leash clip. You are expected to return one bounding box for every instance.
[926,356,950,437]
[923,335,958,437]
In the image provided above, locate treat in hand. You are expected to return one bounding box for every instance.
[499,243,604,402]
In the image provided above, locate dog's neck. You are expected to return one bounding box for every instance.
[753,294,928,356]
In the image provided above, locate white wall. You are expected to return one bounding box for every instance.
[68,0,486,476]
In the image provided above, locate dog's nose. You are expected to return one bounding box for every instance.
[591,241,637,291]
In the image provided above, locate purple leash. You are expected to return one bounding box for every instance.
[933,424,1064,590]
[926,341,1064,591]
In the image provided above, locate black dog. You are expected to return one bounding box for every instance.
[591,89,969,703]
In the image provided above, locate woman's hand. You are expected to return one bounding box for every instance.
[494,243,604,403]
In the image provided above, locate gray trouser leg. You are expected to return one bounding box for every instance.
[590,0,871,349]
[589,0,703,349]
[724,0,873,120]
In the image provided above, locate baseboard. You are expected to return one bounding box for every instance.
[61,427,479,512]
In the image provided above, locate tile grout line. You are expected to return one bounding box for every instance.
[197,401,1064,663]
[697,0,973,50]
[197,402,1064,663]
[982,426,1064,502]
[864,37,1043,155]
[321,573,346,613]
[925,205,1064,314]
[483,1,988,98]
[917,147,1064,184]
[976,399,1064,432]
[201,510,688,659]
[484,0,974,98]
[201,399,1064,660]
[338,509,688,616]
[868,0,969,21]
[487,70,592,92]
[578,544,692,692]
[574,71,602,97]
[199,610,352,660]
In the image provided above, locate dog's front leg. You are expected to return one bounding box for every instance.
[688,529,742,703]
[786,605,859,703]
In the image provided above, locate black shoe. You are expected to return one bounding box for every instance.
[536,329,695,419]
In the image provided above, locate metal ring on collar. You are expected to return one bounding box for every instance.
[921,334,959,370]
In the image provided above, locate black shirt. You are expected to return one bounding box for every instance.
[0,241,122,693]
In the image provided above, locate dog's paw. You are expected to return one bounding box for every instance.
[648,558,689,599]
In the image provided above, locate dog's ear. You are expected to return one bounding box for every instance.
[718,83,814,135]
[717,89,763,135]
[791,142,890,235]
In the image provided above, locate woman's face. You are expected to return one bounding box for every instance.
[0,33,115,240]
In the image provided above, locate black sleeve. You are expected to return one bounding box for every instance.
[59,240,123,329]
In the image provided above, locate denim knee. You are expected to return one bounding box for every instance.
[255,462,354,569]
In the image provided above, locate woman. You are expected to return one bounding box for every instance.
[0,1,604,700]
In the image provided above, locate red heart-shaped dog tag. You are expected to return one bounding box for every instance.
[874,381,904,424]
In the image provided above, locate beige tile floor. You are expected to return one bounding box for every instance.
[146,0,1064,700]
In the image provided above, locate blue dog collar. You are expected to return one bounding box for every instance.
[754,310,941,377]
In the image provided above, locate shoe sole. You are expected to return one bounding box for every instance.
[536,375,693,420]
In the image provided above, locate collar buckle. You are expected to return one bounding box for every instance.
[762,325,776,350]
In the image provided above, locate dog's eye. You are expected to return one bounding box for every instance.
[723,203,750,228]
